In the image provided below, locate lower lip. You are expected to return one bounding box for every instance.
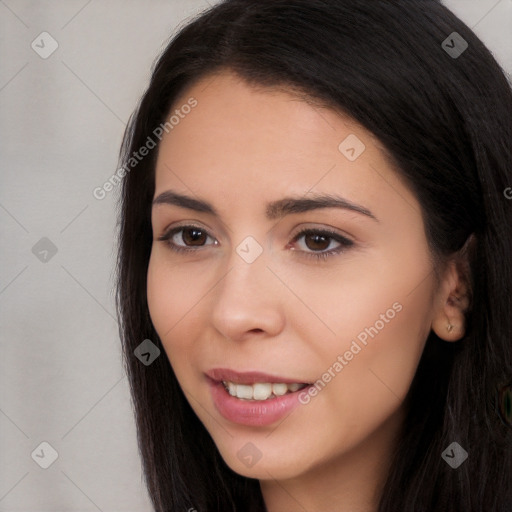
[207,378,310,427]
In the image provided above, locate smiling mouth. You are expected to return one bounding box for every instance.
[207,370,314,426]
[222,381,309,401]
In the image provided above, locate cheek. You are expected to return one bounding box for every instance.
[327,298,429,417]
[312,292,432,443]
[276,246,434,425]
[271,246,434,365]
[306,309,428,475]
[146,252,208,362]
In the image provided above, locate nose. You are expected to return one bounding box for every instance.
[210,247,286,342]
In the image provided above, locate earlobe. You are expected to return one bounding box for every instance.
[432,315,465,342]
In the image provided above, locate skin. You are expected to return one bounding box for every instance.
[147,70,467,512]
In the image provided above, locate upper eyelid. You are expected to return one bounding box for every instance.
[290,226,353,242]
[158,224,216,241]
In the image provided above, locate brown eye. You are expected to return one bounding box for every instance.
[181,227,207,246]
[304,233,331,251]
[158,225,217,253]
[291,228,354,261]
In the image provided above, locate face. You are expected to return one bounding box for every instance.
[147,70,440,483]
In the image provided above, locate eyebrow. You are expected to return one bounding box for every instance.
[152,190,378,221]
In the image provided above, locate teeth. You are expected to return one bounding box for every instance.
[222,381,307,401]
[236,384,254,400]
[272,383,288,396]
[253,383,272,400]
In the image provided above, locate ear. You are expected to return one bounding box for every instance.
[431,238,473,342]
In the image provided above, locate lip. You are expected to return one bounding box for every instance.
[206,368,309,385]
[207,379,311,427]
[206,369,312,427]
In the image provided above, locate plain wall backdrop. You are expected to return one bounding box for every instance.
[0,0,510,510]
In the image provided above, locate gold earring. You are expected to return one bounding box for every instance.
[447,323,454,333]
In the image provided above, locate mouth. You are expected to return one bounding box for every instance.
[206,368,314,426]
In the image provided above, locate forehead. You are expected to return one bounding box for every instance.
[153,70,418,221]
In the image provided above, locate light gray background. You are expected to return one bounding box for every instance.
[0,1,510,510]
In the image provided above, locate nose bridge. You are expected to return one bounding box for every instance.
[210,237,285,338]
[219,239,271,304]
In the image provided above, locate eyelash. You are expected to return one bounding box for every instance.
[157,225,354,261]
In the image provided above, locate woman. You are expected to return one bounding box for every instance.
[116,1,512,510]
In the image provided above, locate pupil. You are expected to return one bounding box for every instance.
[305,234,329,251]
[183,228,206,245]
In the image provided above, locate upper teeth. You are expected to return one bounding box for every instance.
[223,381,307,401]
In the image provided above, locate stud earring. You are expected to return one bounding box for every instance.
[447,323,454,333]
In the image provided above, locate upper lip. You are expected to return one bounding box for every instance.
[206,368,310,385]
